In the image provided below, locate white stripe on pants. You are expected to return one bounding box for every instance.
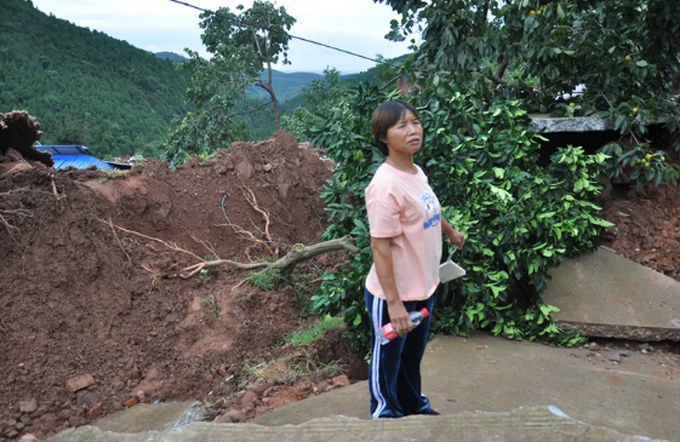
[371,297,387,418]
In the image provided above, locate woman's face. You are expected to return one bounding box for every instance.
[382,110,423,156]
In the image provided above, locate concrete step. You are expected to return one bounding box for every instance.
[541,247,680,341]
[46,406,665,442]
[92,402,202,433]
[254,335,680,442]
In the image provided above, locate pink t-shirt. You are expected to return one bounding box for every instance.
[365,163,442,301]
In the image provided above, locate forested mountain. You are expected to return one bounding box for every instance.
[155,52,188,62]
[0,0,190,158]
[0,0,410,158]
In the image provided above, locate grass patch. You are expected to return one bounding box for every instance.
[249,268,282,292]
[284,315,345,348]
[200,294,221,317]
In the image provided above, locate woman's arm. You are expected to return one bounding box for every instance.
[371,236,414,336]
[442,218,465,249]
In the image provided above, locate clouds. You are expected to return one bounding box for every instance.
[31,0,414,73]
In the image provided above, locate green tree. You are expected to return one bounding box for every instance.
[282,68,351,142]
[164,49,252,164]
[306,0,680,350]
[376,0,680,185]
[200,1,296,130]
[56,126,84,145]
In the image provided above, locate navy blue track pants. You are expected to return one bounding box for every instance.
[365,288,436,418]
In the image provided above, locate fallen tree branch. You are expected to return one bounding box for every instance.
[100,219,203,261]
[240,184,277,255]
[98,219,359,283]
[178,236,360,279]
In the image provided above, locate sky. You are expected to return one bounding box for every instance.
[30,0,415,74]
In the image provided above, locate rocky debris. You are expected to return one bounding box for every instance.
[18,400,37,414]
[121,397,138,408]
[18,434,39,442]
[609,353,622,363]
[65,375,95,393]
[217,409,247,423]
[76,392,99,409]
[240,391,258,409]
[330,375,350,388]
[87,403,102,419]
[638,343,653,352]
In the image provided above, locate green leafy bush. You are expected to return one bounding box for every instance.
[310,78,614,350]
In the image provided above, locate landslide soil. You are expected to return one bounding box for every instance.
[599,183,680,281]
[0,132,361,441]
[2,128,679,441]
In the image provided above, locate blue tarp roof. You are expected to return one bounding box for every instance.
[37,145,115,170]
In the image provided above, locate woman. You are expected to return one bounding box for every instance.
[365,99,465,419]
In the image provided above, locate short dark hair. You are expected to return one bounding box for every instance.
[371,99,420,156]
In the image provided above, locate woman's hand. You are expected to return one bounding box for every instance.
[387,301,413,337]
[442,219,465,249]
[447,229,465,249]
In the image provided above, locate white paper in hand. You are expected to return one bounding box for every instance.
[439,247,466,283]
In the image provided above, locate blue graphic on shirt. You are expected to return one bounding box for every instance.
[421,193,441,230]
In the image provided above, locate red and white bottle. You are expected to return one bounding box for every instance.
[378,308,429,345]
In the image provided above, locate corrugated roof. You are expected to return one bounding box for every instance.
[37,145,115,170]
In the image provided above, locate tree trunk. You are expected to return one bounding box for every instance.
[267,62,280,130]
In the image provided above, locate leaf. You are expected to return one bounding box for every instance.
[590,218,615,228]
[636,60,648,67]
[353,315,362,326]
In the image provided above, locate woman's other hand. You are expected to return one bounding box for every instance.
[448,229,465,249]
[387,301,413,336]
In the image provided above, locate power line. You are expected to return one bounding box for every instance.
[166,0,399,67]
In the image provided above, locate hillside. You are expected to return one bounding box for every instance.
[0,0,410,158]
[1,0,188,158]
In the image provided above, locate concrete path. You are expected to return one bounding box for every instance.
[541,247,680,341]
[93,402,202,433]
[47,406,665,442]
[255,334,680,441]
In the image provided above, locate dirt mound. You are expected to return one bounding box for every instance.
[0,132,348,441]
[0,111,52,167]
[599,183,680,281]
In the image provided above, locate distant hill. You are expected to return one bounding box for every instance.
[341,54,410,87]
[248,71,324,102]
[1,0,187,158]
[155,52,188,63]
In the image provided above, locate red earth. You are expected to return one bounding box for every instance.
[0,132,363,441]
